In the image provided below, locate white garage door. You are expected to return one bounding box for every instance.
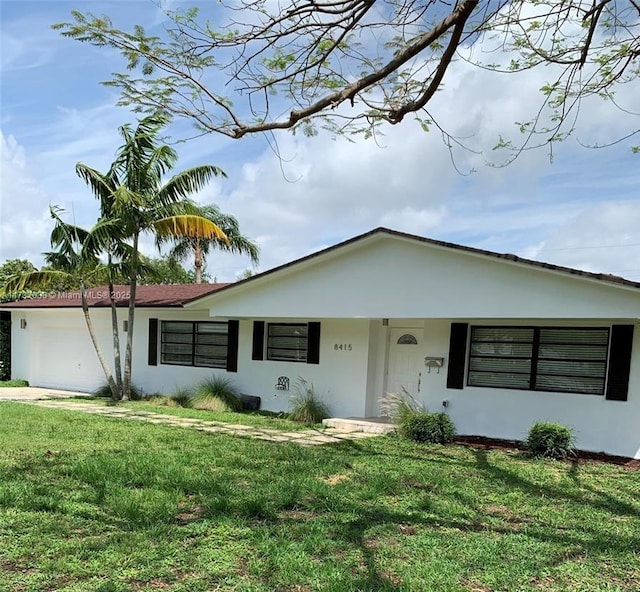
[31,327,105,392]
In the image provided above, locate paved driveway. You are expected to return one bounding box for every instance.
[0,387,92,401]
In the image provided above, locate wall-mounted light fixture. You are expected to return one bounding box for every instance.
[382,318,389,326]
[123,320,129,332]
[19,319,27,330]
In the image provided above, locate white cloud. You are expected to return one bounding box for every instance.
[0,131,53,263]
[0,31,51,72]
[525,201,640,279]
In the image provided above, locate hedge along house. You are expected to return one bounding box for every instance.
[3,228,640,458]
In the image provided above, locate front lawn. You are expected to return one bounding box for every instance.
[0,402,638,591]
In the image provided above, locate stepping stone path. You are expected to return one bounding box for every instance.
[22,400,383,446]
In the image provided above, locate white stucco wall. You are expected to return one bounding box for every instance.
[132,310,373,417]
[369,318,640,459]
[10,308,372,419]
[10,312,30,381]
[199,235,640,320]
[10,308,125,392]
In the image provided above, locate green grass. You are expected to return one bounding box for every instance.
[0,402,638,591]
[0,379,29,387]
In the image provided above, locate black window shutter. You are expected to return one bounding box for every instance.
[606,324,634,401]
[252,321,265,361]
[446,322,468,390]
[148,318,158,366]
[226,320,239,372]
[307,322,321,364]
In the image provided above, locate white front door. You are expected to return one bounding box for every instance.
[386,327,424,398]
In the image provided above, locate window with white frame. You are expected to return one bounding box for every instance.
[468,326,610,395]
[161,321,229,368]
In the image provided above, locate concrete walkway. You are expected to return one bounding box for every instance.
[15,399,382,446]
[0,386,91,401]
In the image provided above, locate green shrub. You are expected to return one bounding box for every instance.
[399,412,456,444]
[381,390,455,443]
[526,421,575,459]
[192,376,242,412]
[170,387,194,408]
[288,378,331,424]
[94,381,144,400]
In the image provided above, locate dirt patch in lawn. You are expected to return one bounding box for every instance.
[455,436,640,470]
[320,473,352,485]
[277,508,318,521]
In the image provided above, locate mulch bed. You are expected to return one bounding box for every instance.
[454,435,640,470]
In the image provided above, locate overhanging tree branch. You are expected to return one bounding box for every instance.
[53,0,640,155]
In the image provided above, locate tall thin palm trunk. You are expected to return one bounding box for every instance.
[194,240,203,284]
[107,252,123,398]
[122,232,139,401]
[80,279,119,398]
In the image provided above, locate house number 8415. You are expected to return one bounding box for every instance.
[334,344,353,351]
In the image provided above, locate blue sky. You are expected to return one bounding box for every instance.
[1,0,640,281]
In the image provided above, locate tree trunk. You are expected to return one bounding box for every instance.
[122,232,139,401]
[194,240,203,284]
[107,253,123,400]
[80,280,118,398]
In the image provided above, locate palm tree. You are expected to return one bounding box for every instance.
[1,207,124,399]
[165,204,259,283]
[75,114,229,400]
[2,116,228,400]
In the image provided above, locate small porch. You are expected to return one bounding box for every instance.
[322,416,396,434]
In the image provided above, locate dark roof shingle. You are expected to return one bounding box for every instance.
[1,283,230,309]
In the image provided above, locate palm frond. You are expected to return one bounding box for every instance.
[109,240,137,262]
[49,216,90,250]
[43,250,99,272]
[153,215,228,242]
[0,270,73,296]
[82,218,127,259]
[75,164,118,215]
[48,207,89,269]
[167,239,196,262]
[192,205,260,263]
[212,221,260,263]
[152,201,204,250]
[112,116,176,192]
[111,186,145,223]
[105,260,154,283]
[157,165,226,206]
[143,145,178,183]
